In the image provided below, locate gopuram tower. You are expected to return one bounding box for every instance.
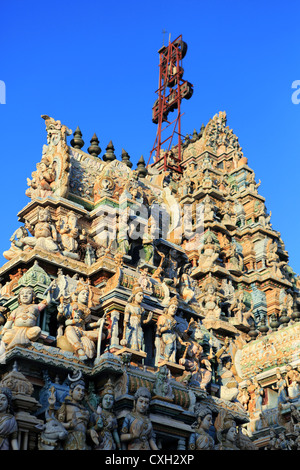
[0,38,299,452]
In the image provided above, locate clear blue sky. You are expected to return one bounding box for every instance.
[1,0,300,275]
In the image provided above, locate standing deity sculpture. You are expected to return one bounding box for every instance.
[120,387,158,450]
[198,231,220,270]
[188,406,215,450]
[57,373,92,450]
[121,282,153,352]
[285,364,300,399]
[57,282,107,361]
[0,386,19,450]
[272,368,289,408]
[199,282,222,320]
[56,211,80,260]
[155,297,188,364]
[90,379,121,450]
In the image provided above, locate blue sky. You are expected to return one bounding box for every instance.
[0,0,300,275]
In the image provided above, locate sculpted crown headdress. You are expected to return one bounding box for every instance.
[101,378,115,397]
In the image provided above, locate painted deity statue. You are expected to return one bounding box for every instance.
[120,387,158,450]
[214,410,239,450]
[57,283,107,361]
[0,386,19,450]
[56,211,80,260]
[90,379,121,450]
[285,364,300,399]
[188,406,215,450]
[178,264,197,304]
[156,297,188,364]
[179,341,212,390]
[272,368,289,408]
[121,282,153,352]
[199,282,222,320]
[21,208,60,254]
[0,286,52,351]
[57,374,92,450]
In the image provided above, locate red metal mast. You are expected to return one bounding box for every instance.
[148,35,193,173]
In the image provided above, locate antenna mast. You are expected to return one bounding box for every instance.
[148,34,193,173]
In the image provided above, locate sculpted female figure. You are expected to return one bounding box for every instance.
[57,374,91,450]
[200,282,222,320]
[0,386,19,450]
[91,379,121,450]
[57,283,106,361]
[120,387,158,450]
[1,286,51,351]
[121,282,152,352]
[188,407,215,450]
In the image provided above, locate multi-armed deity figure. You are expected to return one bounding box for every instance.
[120,387,158,450]
[57,281,107,361]
[121,282,153,352]
[22,207,60,254]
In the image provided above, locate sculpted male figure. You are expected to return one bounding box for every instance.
[1,286,48,350]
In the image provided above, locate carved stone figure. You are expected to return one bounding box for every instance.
[285,364,300,399]
[3,226,30,260]
[57,373,92,450]
[214,410,239,450]
[188,406,214,450]
[179,341,212,389]
[272,369,289,408]
[153,365,174,399]
[229,290,254,326]
[21,208,60,253]
[198,231,220,270]
[120,387,158,450]
[199,282,222,320]
[56,211,80,260]
[178,264,197,304]
[0,386,19,450]
[57,282,107,361]
[121,282,153,352]
[90,379,121,450]
[156,297,187,363]
[0,286,52,351]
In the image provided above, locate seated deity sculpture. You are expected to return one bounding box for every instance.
[199,282,222,320]
[198,232,220,270]
[57,283,107,361]
[0,286,52,351]
[21,208,60,254]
